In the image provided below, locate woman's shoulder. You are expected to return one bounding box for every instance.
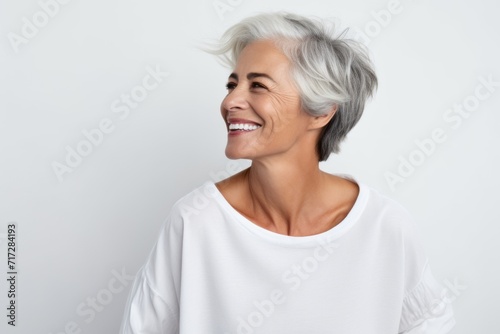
[355,181,423,246]
[327,173,417,231]
[166,181,223,221]
[164,169,250,224]
[330,173,409,212]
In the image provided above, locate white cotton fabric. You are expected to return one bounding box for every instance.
[120,179,456,334]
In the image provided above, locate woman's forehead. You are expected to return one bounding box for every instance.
[232,41,291,76]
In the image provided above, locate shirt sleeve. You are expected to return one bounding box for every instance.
[119,268,179,334]
[398,261,456,333]
[396,206,456,333]
[119,211,183,334]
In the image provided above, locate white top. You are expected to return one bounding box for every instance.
[120,179,456,334]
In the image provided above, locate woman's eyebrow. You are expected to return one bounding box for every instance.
[228,72,276,83]
[247,72,276,83]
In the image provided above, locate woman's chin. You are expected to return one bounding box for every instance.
[225,145,256,160]
[225,149,246,160]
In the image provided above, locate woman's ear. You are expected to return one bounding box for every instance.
[309,105,337,130]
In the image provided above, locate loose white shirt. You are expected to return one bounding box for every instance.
[120,179,456,333]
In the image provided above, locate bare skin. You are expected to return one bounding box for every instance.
[215,40,359,237]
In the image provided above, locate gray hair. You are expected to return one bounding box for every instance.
[208,12,378,161]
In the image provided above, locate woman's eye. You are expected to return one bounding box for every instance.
[251,82,266,89]
[226,82,237,90]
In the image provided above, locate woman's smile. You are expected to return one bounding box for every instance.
[226,117,262,136]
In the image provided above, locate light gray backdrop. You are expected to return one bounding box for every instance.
[1,0,498,333]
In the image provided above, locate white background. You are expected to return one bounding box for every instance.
[1,0,499,333]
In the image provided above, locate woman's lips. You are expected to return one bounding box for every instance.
[226,118,262,135]
[228,123,261,131]
[228,123,262,136]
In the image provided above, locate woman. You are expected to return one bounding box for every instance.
[120,12,456,333]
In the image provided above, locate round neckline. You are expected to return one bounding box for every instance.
[204,175,369,247]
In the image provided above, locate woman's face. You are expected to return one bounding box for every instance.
[220,40,321,161]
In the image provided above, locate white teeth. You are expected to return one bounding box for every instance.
[229,123,261,131]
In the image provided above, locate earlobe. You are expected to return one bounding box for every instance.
[310,105,337,130]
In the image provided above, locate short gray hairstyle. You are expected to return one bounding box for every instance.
[207,12,378,161]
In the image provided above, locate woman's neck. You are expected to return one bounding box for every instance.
[241,157,343,236]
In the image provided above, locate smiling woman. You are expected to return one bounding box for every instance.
[222,40,311,161]
[119,12,456,334]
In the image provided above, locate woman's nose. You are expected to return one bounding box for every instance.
[221,85,249,111]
